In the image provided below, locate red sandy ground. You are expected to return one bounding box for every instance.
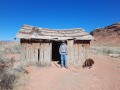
[21,54,120,90]
[9,54,120,90]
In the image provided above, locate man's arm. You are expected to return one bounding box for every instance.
[66,44,68,55]
[59,45,61,54]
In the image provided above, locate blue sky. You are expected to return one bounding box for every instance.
[0,0,120,40]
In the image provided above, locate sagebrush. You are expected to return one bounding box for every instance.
[90,45,120,58]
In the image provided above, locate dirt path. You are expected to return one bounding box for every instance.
[23,54,120,90]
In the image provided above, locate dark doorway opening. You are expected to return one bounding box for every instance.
[52,41,61,61]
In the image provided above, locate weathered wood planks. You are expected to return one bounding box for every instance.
[67,40,90,67]
[20,39,90,67]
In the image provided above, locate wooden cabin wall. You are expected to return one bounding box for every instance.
[67,40,90,67]
[20,39,90,67]
[20,39,51,66]
[39,42,51,66]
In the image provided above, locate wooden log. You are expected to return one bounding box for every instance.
[48,43,51,66]
[67,40,74,66]
[33,43,35,60]
[26,43,28,63]
[29,43,31,64]
[44,43,48,66]
[31,43,35,65]
[83,44,86,63]
[79,42,83,66]
[42,43,45,66]
[87,43,90,59]
[25,43,28,62]
[67,40,71,64]
[38,43,41,65]
[23,43,26,61]
[49,43,52,66]
[33,43,37,65]
[40,43,44,66]
[31,43,33,64]
[74,43,78,65]
[27,43,31,64]
[30,43,32,64]
[43,42,52,66]
[24,43,26,60]
[35,43,39,65]
[50,43,52,65]
[27,43,30,64]
[79,44,83,64]
[20,42,23,61]
[77,43,81,66]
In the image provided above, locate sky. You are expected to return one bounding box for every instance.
[0,0,120,40]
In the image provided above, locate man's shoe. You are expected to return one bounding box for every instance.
[65,66,68,69]
[61,66,63,68]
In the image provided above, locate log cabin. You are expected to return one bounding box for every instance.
[16,24,94,67]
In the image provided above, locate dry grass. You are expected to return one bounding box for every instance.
[0,42,20,55]
[90,45,120,58]
[13,72,29,90]
[0,42,28,90]
[0,56,29,90]
[0,56,16,90]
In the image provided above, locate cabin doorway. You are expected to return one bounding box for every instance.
[52,41,61,61]
[52,40,67,66]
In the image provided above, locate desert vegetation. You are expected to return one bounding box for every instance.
[90,45,120,58]
[0,56,16,90]
[0,41,28,90]
[0,42,20,55]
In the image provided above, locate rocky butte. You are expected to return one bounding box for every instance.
[90,22,120,46]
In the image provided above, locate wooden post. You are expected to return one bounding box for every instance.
[31,43,35,65]
[50,43,52,66]
[49,43,52,66]
[20,42,23,61]
[74,43,77,65]
[26,43,28,63]
[67,40,74,66]
[40,43,43,66]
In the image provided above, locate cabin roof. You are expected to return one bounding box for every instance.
[16,24,94,40]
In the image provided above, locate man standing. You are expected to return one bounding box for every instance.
[59,41,68,69]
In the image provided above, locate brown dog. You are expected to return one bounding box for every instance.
[82,58,94,69]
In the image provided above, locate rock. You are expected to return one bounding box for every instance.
[90,22,120,46]
[108,54,120,58]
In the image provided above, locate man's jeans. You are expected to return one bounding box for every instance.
[60,54,68,67]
